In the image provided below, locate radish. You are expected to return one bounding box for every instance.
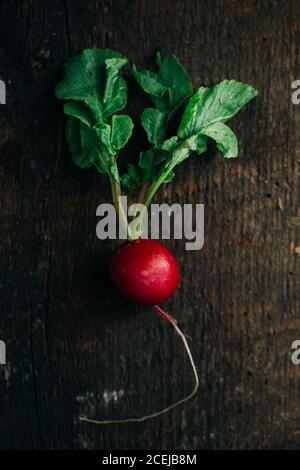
[110,239,179,305]
[56,48,257,424]
[80,239,200,424]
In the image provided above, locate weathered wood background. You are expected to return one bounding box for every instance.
[0,0,299,450]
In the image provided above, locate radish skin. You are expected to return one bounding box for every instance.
[110,239,179,305]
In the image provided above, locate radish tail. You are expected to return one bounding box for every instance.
[79,305,199,425]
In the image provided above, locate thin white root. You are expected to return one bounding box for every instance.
[79,304,199,425]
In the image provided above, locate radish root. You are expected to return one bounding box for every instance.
[79,305,199,425]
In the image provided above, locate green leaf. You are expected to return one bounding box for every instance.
[136,149,156,185]
[111,115,134,150]
[66,117,109,172]
[171,146,192,166]
[139,149,154,171]
[185,134,208,153]
[160,136,178,152]
[103,58,128,118]
[122,145,171,190]
[63,101,95,126]
[132,53,192,114]
[154,142,192,180]
[155,53,193,112]
[139,148,170,176]
[121,164,143,189]
[94,123,116,155]
[131,65,167,97]
[141,108,166,144]
[201,122,238,158]
[55,48,125,123]
[58,50,258,209]
[94,115,134,155]
[178,80,258,138]
[154,141,194,184]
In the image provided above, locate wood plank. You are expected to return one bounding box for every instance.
[0,0,299,450]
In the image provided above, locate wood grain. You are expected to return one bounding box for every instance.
[0,0,299,450]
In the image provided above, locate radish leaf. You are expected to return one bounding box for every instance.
[126,53,194,189]
[160,136,178,151]
[132,53,192,115]
[111,115,134,150]
[141,108,166,144]
[155,53,193,112]
[63,101,95,127]
[201,122,238,158]
[103,58,128,118]
[178,80,258,138]
[94,124,116,155]
[56,48,133,189]
[131,67,167,100]
[121,163,143,189]
[66,118,110,172]
[56,49,125,124]
[56,49,258,216]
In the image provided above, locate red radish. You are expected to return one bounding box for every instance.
[110,239,179,305]
[80,238,199,425]
[57,48,257,426]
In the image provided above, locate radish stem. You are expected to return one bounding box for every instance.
[79,305,199,425]
[109,175,132,239]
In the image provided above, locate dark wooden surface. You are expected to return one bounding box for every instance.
[0,0,300,450]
